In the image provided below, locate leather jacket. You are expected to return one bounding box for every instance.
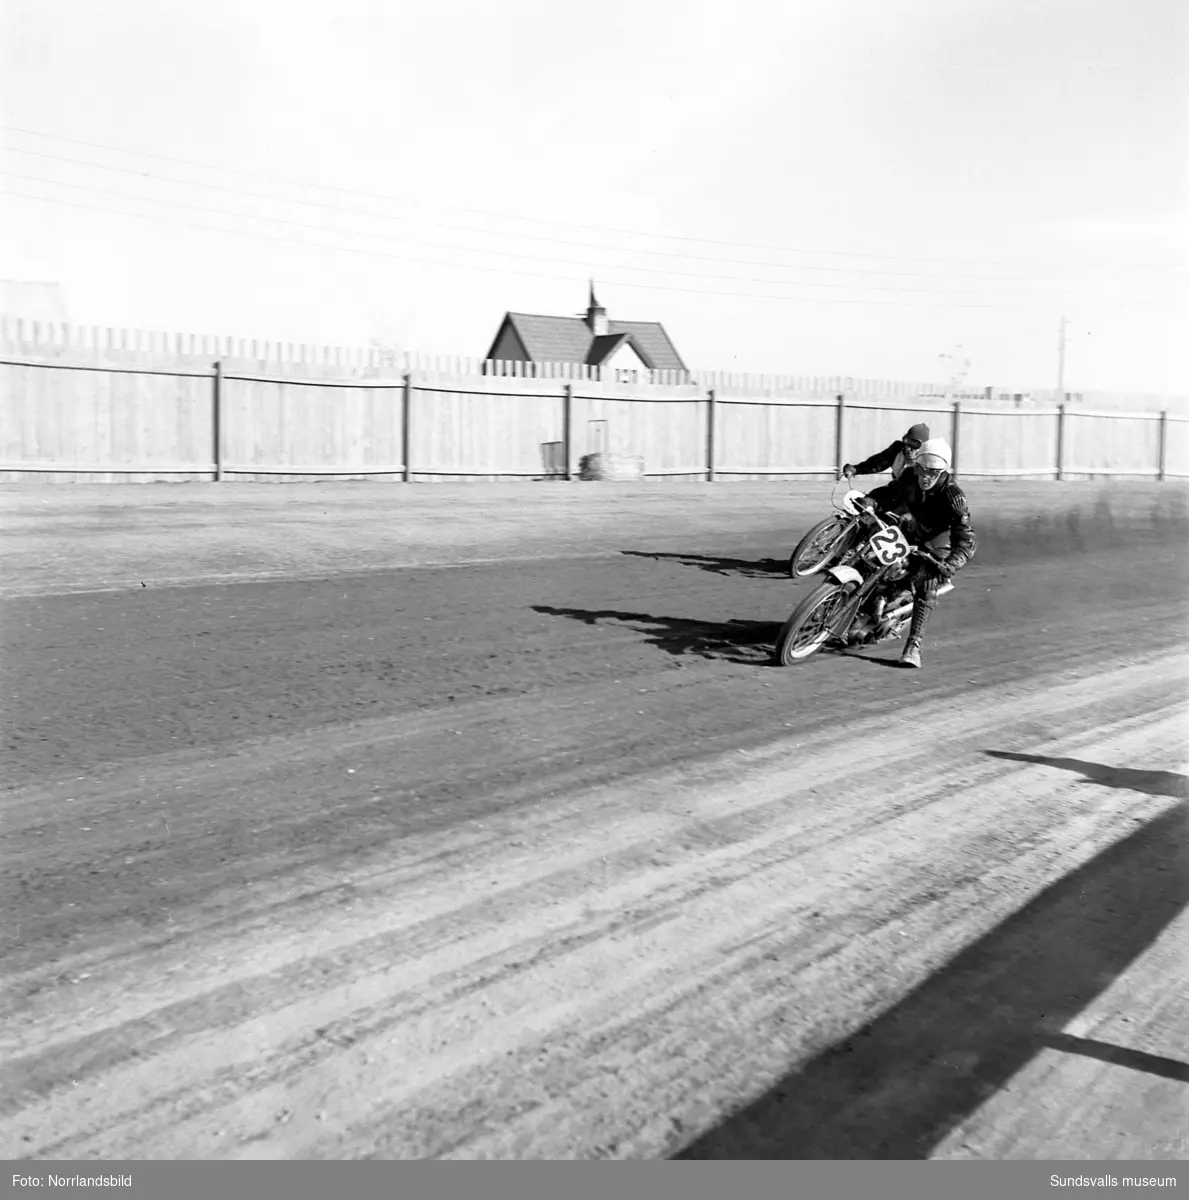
[849,439,913,480]
[865,470,977,574]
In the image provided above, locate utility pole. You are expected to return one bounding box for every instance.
[1056,314,1067,403]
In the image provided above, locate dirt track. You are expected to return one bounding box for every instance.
[1,481,1187,1160]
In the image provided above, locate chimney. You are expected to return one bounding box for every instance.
[585,281,608,336]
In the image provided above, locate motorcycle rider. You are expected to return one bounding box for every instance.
[861,437,976,669]
[842,422,930,483]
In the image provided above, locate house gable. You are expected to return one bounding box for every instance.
[484,315,531,362]
[608,339,651,372]
[606,320,685,372]
[586,332,653,370]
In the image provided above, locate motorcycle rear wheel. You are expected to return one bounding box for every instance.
[788,516,854,578]
[774,581,851,665]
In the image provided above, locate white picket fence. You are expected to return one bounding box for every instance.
[4,314,1185,413]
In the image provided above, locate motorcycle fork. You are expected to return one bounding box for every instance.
[836,571,887,631]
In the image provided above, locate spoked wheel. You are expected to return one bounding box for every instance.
[773,581,852,665]
[789,516,855,578]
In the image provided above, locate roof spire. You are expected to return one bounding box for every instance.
[586,280,608,335]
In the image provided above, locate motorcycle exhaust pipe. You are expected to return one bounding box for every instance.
[883,600,913,622]
[887,584,951,619]
[879,581,953,628]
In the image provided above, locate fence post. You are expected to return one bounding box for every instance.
[706,387,716,482]
[213,360,224,482]
[1055,402,1066,481]
[1158,410,1168,482]
[563,384,574,481]
[402,372,412,483]
[835,393,846,479]
[951,400,961,480]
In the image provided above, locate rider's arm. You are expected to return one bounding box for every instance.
[937,484,977,575]
[864,471,909,512]
[846,441,902,477]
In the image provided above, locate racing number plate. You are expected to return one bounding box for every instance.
[869,525,911,567]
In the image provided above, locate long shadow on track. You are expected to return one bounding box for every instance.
[533,606,934,670]
[620,550,790,579]
[985,751,1189,800]
[676,797,1189,1159]
[532,605,780,665]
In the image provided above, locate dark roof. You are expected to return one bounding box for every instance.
[487,312,686,371]
[586,332,628,365]
[585,332,656,367]
[605,320,685,371]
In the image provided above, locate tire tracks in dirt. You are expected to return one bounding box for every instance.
[3,645,1184,1159]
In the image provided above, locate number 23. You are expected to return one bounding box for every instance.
[870,527,910,566]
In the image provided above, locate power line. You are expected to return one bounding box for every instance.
[0,159,974,290]
[3,142,1176,285]
[0,186,1001,309]
[4,123,1175,275]
[6,169,1177,307]
[5,186,1179,314]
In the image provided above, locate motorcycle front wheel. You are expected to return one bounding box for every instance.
[773,581,851,665]
[788,516,855,578]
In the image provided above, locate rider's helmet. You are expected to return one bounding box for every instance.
[913,438,951,490]
[903,422,930,456]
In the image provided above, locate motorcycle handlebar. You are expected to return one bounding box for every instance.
[854,499,944,565]
[910,545,946,566]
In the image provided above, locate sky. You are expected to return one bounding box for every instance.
[1,0,1186,393]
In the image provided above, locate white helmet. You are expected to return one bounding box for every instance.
[914,438,951,488]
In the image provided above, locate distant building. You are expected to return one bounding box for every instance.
[484,285,687,380]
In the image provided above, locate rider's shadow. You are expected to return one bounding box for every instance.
[620,550,789,579]
[532,604,780,665]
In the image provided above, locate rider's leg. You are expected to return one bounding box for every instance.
[900,532,953,668]
[900,574,938,667]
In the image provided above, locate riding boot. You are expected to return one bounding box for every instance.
[899,591,934,668]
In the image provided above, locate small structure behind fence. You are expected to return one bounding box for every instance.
[1,317,1186,483]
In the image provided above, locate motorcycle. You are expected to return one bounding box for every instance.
[787,482,866,578]
[774,490,953,666]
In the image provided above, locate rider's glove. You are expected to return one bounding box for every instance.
[842,464,856,480]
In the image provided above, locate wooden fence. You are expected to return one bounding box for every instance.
[2,353,1187,484]
[5,315,1188,413]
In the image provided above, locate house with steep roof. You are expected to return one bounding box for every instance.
[484,286,687,381]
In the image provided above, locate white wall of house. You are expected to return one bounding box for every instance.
[603,339,650,382]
